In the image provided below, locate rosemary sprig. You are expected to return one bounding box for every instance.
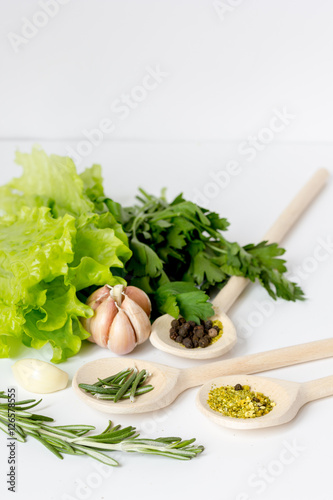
[0,391,203,466]
[78,368,154,402]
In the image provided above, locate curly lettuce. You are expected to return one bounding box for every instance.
[0,147,131,362]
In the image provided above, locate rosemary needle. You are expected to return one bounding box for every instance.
[96,385,154,400]
[0,391,204,466]
[79,368,154,403]
[114,369,137,402]
[130,369,147,402]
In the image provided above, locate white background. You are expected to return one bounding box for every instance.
[0,2,333,500]
[1,0,333,142]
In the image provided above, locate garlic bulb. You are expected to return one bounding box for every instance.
[12,359,68,394]
[82,284,152,355]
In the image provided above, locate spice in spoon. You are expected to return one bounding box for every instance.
[79,368,154,403]
[207,384,275,418]
[169,318,223,348]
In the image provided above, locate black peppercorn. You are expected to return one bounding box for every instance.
[196,330,204,338]
[234,384,243,391]
[178,326,188,337]
[204,320,213,330]
[169,317,222,349]
[183,337,193,348]
[198,336,210,348]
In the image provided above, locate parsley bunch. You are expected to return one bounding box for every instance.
[104,189,304,322]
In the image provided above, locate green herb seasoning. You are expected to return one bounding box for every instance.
[210,320,223,343]
[207,384,275,418]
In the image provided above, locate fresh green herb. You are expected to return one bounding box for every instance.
[100,188,304,321]
[129,369,147,402]
[78,368,154,402]
[155,282,214,324]
[0,391,203,465]
[0,148,131,362]
[0,148,305,361]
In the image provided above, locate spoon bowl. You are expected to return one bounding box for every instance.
[150,310,237,360]
[196,373,333,429]
[72,356,180,414]
[72,338,333,414]
[149,169,329,360]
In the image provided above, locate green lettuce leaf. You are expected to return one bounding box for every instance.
[36,278,92,332]
[0,206,76,306]
[22,313,89,363]
[0,207,93,361]
[80,164,105,205]
[0,148,132,362]
[12,148,94,217]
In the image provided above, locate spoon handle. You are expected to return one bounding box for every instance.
[212,168,329,313]
[301,376,333,403]
[181,338,333,389]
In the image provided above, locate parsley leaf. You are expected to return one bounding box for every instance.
[103,188,305,322]
[154,282,214,323]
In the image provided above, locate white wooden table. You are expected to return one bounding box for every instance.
[1,140,332,500]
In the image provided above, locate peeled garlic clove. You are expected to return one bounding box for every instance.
[12,359,68,394]
[124,286,152,317]
[89,296,118,348]
[121,294,151,344]
[108,308,137,355]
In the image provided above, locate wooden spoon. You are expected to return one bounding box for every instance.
[149,169,329,359]
[72,337,333,414]
[196,373,333,429]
